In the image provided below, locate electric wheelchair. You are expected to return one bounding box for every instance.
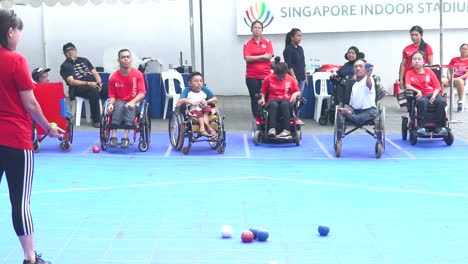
[99,100,151,152]
[251,96,306,146]
[401,91,454,146]
[168,103,226,155]
[333,79,386,158]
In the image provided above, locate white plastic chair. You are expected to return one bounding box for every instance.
[161,69,184,119]
[70,97,103,126]
[312,72,333,122]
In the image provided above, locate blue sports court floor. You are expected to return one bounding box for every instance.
[1,131,468,264]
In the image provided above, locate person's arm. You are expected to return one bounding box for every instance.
[206,96,218,105]
[91,68,103,89]
[399,58,407,85]
[366,67,373,90]
[19,90,64,137]
[427,55,434,65]
[244,54,273,63]
[283,48,296,79]
[176,88,190,106]
[404,72,423,99]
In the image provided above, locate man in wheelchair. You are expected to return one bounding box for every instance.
[404,51,447,136]
[258,57,301,139]
[337,59,378,126]
[176,72,218,138]
[107,49,146,148]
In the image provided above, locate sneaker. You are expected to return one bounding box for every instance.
[416,127,426,135]
[438,127,448,136]
[109,137,117,148]
[296,118,305,125]
[92,122,101,128]
[121,138,129,149]
[277,130,291,138]
[23,252,51,264]
[268,128,276,137]
[457,101,464,112]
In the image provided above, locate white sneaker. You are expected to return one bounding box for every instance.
[457,101,464,112]
[277,130,291,138]
[268,128,276,137]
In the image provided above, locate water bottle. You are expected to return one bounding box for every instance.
[306,59,313,75]
[183,60,189,73]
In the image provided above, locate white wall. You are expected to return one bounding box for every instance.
[12,0,468,96]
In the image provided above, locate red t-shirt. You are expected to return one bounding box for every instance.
[405,68,441,96]
[0,48,35,150]
[261,73,300,102]
[243,37,274,79]
[108,68,146,101]
[402,43,434,71]
[448,57,468,79]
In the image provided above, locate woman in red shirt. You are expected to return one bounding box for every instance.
[405,51,446,135]
[258,57,301,138]
[0,9,63,264]
[442,43,468,111]
[243,20,274,118]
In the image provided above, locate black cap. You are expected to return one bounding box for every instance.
[63,42,76,53]
[31,67,50,82]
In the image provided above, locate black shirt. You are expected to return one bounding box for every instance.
[60,57,96,83]
[283,43,306,81]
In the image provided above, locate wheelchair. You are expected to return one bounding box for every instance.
[168,103,226,155]
[251,97,306,146]
[401,92,454,146]
[99,100,151,152]
[333,79,386,158]
[32,117,73,153]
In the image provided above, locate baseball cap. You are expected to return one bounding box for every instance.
[63,42,76,53]
[31,67,50,82]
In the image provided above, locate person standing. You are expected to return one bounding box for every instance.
[283,28,306,92]
[0,9,64,264]
[243,20,274,118]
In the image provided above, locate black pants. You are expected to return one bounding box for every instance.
[415,94,447,127]
[246,78,263,117]
[70,85,105,122]
[267,100,291,131]
[0,145,34,236]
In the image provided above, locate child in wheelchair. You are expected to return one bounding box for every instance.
[176,72,218,138]
[258,57,301,139]
[404,51,447,136]
[107,49,147,148]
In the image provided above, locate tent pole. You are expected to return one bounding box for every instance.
[189,0,196,71]
[41,4,48,68]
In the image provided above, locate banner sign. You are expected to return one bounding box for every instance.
[236,0,468,35]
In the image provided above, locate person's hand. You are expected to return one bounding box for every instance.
[125,101,136,109]
[290,95,297,104]
[415,90,422,99]
[263,53,273,60]
[429,95,436,104]
[47,123,65,138]
[87,81,101,90]
[107,103,114,113]
[258,98,265,106]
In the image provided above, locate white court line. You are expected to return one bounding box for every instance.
[243,133,251,158]
[3,175,468,198]
[312,135,333,159]
[164,145,172,157]
[82,139,100,155]
[385,137,416,159]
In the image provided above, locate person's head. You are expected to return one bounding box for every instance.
[117,49,132,70]
[344,46,360,62]
[188,71,204,92]
[411,50,425,69]
[0,9,24,51]
[250,21,263,38]
[353,59,368,79]
[272,56,288,80]
[410,25,424,45]
[62,42,77,60]
[31,67,50,83]
[459,43,468,57]
[285,28,302,48]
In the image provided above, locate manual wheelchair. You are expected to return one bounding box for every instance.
[99,100,151,152]
[251,96,306,146]
[333,79,386,158]
[168,103,226,155]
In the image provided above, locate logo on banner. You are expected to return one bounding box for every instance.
[243,1,274,28]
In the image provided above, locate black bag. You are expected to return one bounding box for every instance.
[372,75,387,102]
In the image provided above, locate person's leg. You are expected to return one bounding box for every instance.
[454,78,465,111]
[0,146,42,262]
[121,104,136,148]
[267,101,279,136]
[415,96,430,128]
[279,101,291,133]
[246,78,263,117]
[353,107,378,125]
[110,101,125,147]
[198,116,206,133]
[298,80,305,93]
[74,85,101,124]
[434,94,447,127]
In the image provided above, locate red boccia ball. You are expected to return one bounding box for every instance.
[241,230,254,243]
[92,145,100,153]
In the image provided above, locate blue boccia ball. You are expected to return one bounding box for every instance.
[249,227,259,239]
[257,229,269,242]
[318,225,330,236]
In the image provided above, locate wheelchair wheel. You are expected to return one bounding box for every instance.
[335,140,342,157]
[444,131,454,146]
[318,116,328,125]
[409,131,418,146]
[295,130,301,146]
[401,117,408,141]
[182,146,190,155]
[216,141,226,154]
[67,119,74,144]
[253,130,262,146]
[33,140,40,153]
[140,103,151,150]
[375,142,382,159]
[100,116,110,151]
[60,139,72,152]
[379,107,386,150]
[138,141,149,152]
[168,111,185,150]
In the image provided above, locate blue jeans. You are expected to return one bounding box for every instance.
[343,105,378,126]
[298,80,305,93]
